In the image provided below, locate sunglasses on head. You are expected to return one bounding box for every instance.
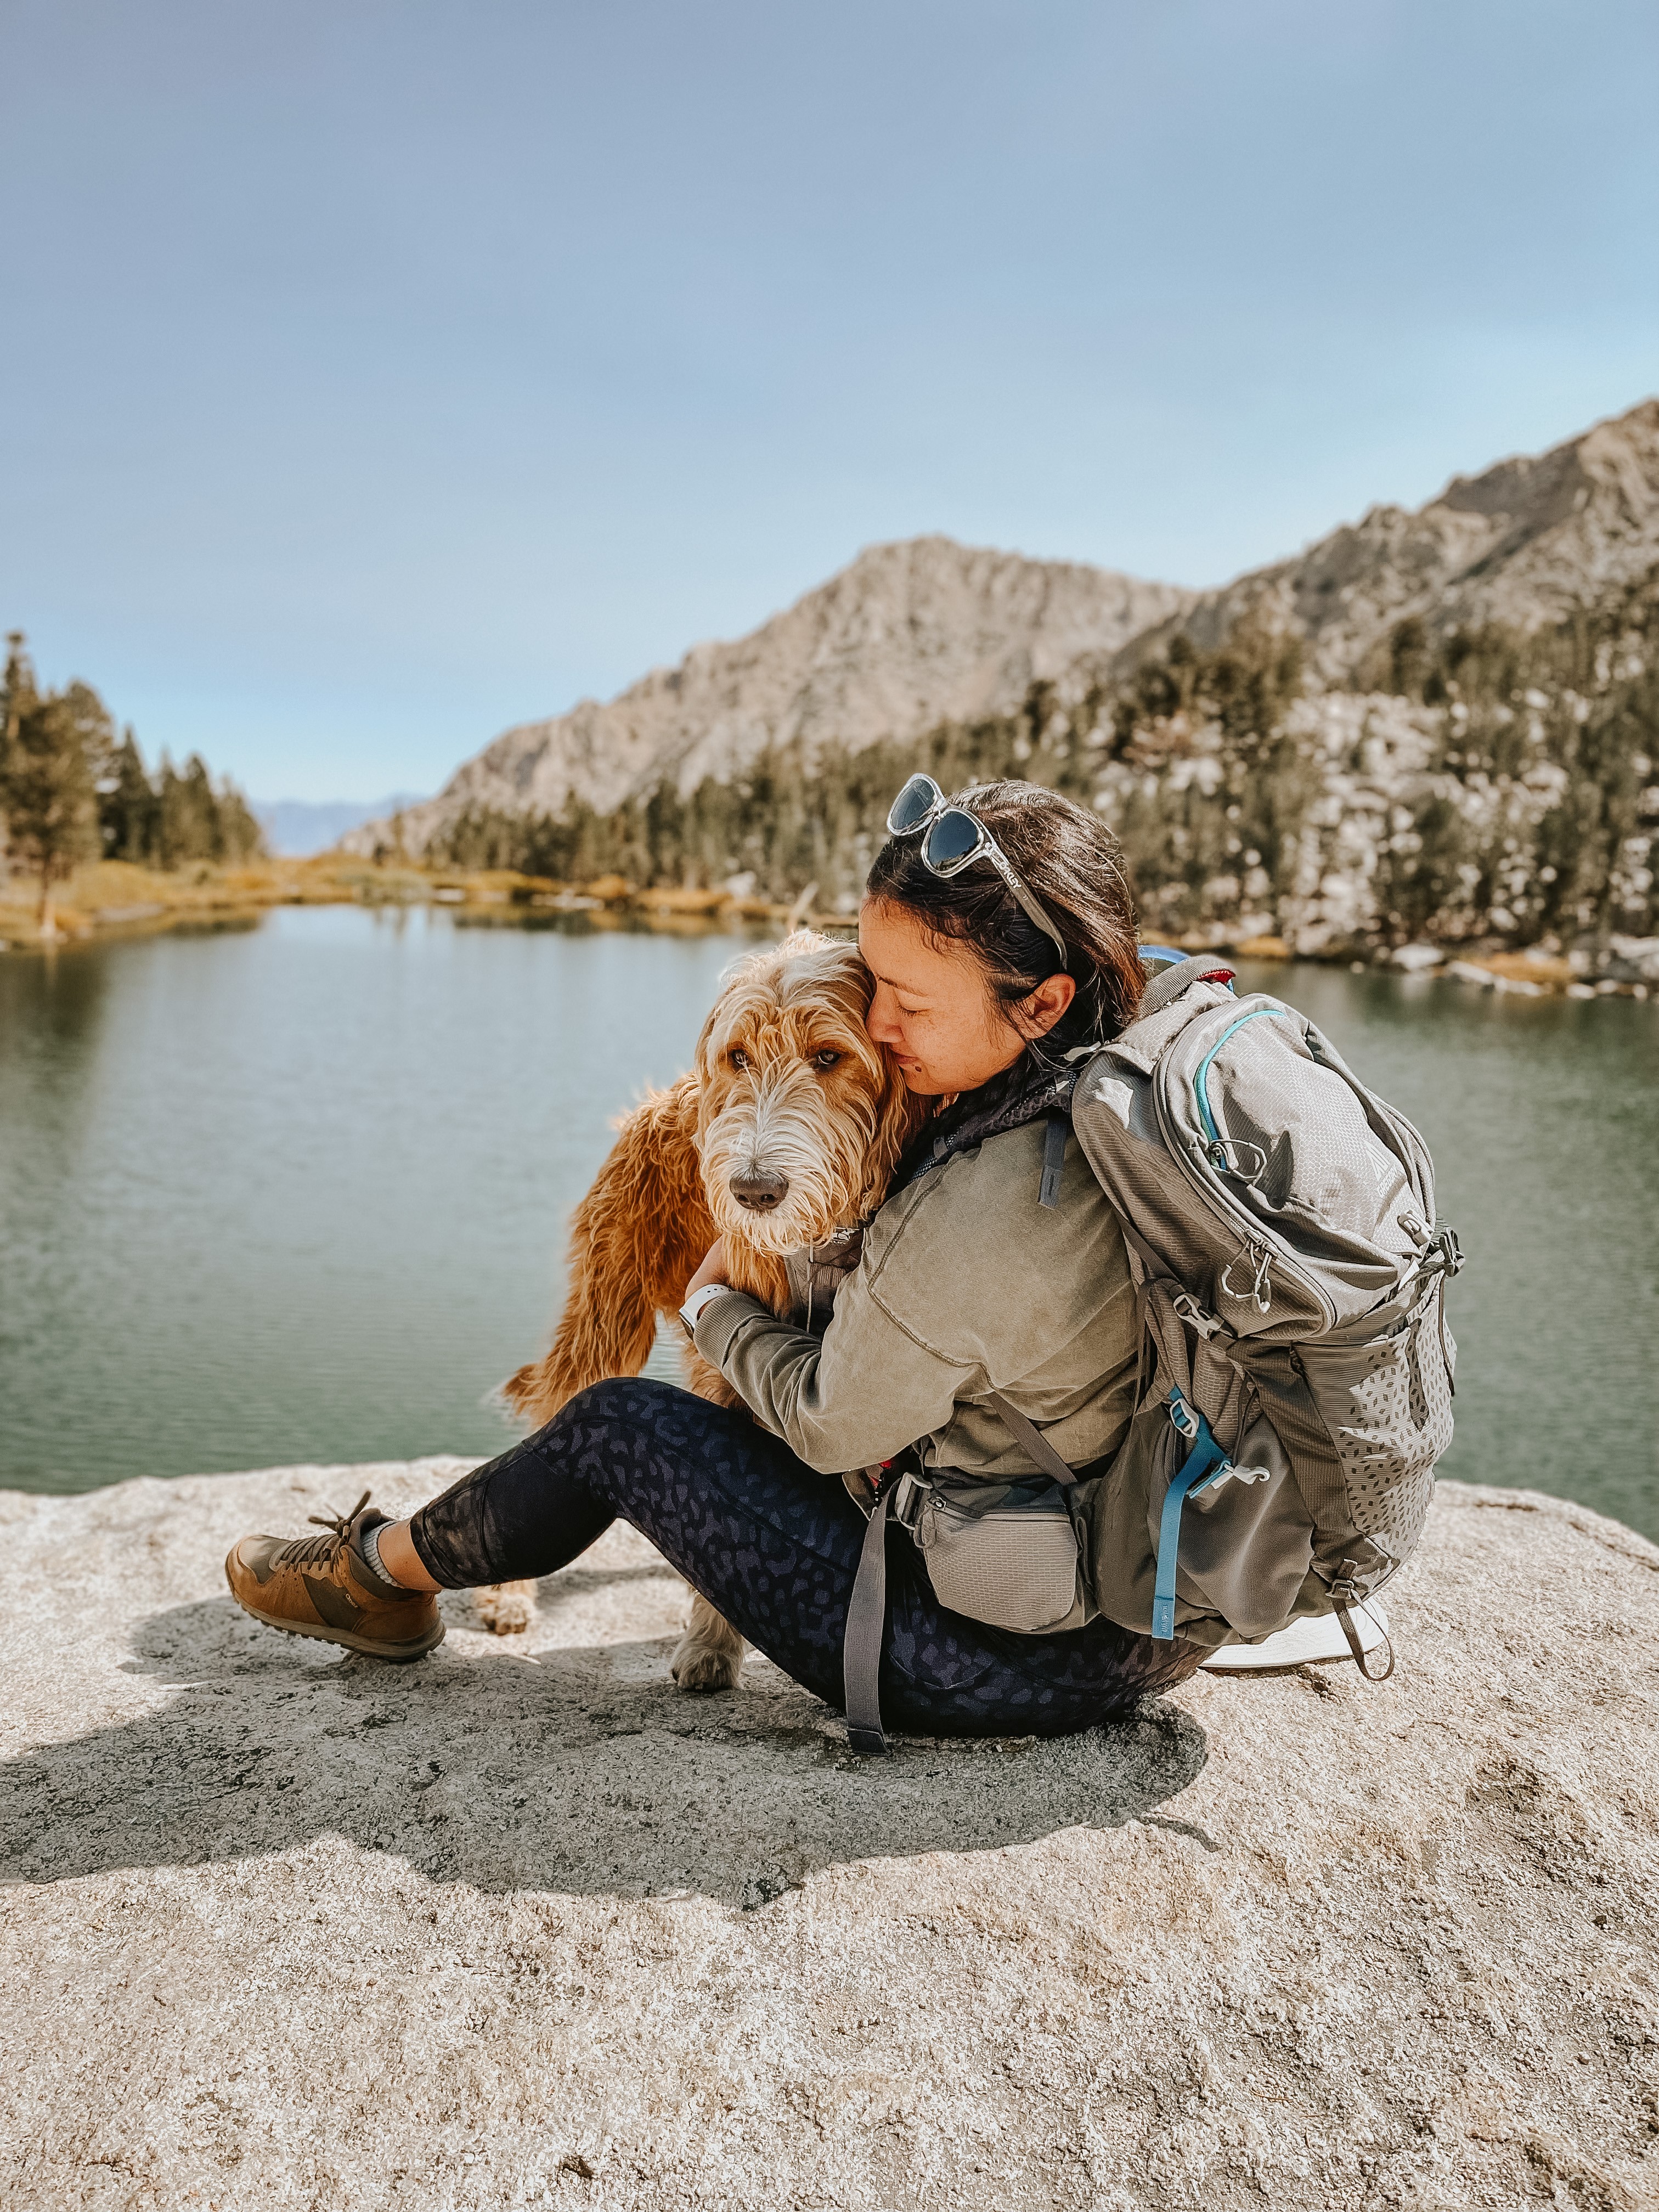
[884,773,1069,973]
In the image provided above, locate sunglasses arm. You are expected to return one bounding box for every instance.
[983,845,1070,972]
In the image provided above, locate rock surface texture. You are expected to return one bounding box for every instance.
[1163,397,1659,685]
[3,1464,1657,2209]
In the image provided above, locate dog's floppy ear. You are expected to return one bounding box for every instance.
[503,1076,716,1426]
[862,1055,930,1214]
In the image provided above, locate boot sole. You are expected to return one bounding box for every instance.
[228,1581,446,1663]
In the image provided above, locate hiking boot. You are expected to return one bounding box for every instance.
[225,1491,445,1661]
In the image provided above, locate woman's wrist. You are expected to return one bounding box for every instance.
[679,1279,735,1337]
[683,1237,730,1300]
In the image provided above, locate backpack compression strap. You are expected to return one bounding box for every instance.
[1151,1391,1233,1640]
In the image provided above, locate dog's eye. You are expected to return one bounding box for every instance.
[728,1049,749,1071]
[812,1049,842,1070]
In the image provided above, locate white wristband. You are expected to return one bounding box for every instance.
[679,1280,732,1338]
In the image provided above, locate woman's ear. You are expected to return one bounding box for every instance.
[1021,971,1077,1037]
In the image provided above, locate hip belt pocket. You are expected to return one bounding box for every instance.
[894,1470,1095,1635]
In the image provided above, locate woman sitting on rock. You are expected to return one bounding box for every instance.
[225,779,1205,1736]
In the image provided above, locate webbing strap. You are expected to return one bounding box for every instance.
[843,1488,893,1756]
[986,1391,1077,1487]
[1039,1112,1068,1209]
[1335,1602,1396,1682]
[1150,1392,1231,1641]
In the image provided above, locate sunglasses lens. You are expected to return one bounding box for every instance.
[922,809,983,871]
[887,774,939,836]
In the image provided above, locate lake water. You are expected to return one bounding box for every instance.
[2,907,1655,1538]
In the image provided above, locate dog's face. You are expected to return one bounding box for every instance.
[692,930,918,1257]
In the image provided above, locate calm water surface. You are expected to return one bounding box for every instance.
[2,910,1655,1536]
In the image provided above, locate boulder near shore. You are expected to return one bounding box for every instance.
[2,1464,1656,2212]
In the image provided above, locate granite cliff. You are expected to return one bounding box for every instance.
[1132,397,1659,688]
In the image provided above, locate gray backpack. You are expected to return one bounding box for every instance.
[843,953,1463,1754]
[1066,952,1461,1656]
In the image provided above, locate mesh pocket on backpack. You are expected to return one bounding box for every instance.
[1300,1311,1451,1560]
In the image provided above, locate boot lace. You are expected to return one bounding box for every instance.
[272,1489,373,1569]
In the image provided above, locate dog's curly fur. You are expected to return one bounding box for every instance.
[486,930,923,1683]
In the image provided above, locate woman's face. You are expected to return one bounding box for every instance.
[859,897,1074,1096]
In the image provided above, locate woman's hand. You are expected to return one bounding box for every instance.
[684,1238,731,1300]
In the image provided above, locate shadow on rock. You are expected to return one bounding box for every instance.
[2,1593,1209,1908]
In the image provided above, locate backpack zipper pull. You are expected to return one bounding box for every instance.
[1220,1238,1273,1315]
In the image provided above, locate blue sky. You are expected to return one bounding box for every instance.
[3,0,1655,803]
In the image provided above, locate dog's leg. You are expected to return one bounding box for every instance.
[661,1350,751,1687]
[671,1589,749,1694]
[478,1082,715,1637]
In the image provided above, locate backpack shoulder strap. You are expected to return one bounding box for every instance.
[986,1391,1077,1487]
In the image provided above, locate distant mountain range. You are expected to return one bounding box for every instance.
[258,794,426,858]
[345,402,1659,957]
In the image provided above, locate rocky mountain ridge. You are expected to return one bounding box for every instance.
[363,540,1190,856]
[1155,397,1659,687]
[353,400,1659,867]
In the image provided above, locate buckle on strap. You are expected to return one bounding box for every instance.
[1172,1290,1224,1341]
[889,1469,928,1533]
[1405,1224,1464,1289]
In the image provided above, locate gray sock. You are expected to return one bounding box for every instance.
[359,1521,403,1588]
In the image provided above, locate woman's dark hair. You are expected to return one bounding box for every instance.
[865,778,1143,1046]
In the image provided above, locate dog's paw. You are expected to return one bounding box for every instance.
[472,1579,536,1635]
[670,1629,745,1693]
[671,1590,746,1691]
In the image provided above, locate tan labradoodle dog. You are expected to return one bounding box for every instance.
[485,930,922,1688]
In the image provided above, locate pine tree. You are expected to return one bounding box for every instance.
[156,753,218,866]
[101,727,160,861]
[1,689,100,934]
[1,631,38,893]
[1,631,34,755]
[215,778,265,864]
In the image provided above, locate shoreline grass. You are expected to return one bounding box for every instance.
[1,856,1646,994]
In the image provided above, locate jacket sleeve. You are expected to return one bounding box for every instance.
[692,1265,973,1475]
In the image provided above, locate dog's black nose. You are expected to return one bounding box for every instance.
[731,1171,789,1211]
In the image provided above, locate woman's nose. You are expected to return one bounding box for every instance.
[866,986,902,1043]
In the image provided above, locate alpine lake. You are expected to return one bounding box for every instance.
[2,905,1654,1539]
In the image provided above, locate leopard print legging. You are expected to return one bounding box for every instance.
[411,1378,1201,1739]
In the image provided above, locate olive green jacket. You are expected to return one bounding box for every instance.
[693,1117,1138,1480]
